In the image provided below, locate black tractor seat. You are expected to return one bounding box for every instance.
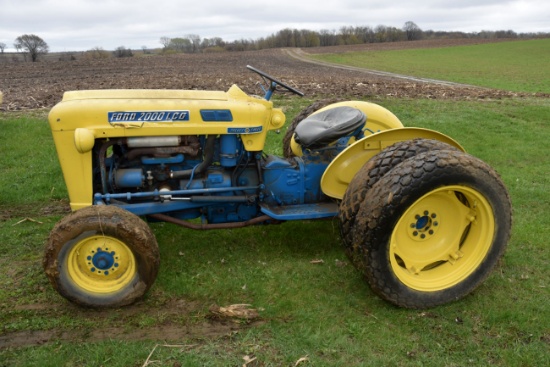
[294,106,366,149]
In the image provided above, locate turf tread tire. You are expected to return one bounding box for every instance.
[339,139,460,256]
[351,150,512,308]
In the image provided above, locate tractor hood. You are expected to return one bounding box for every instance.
[48,85,285,151]
[48,85,286,151]
[60,88,229,103]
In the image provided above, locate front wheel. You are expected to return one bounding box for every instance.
[347,150,512,308]
[44,206,160,308]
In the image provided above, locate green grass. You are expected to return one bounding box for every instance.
[0,111,67,206]
[1,95,549,366]
[310,39,550,93]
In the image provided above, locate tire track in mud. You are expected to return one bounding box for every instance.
[0,299,264,349]
[284,48,484,89]
[0,321,260,349]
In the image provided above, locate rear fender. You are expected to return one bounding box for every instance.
[315,100,405,132]
[320,127,465,199]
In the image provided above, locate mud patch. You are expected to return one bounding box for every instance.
[0,200,70,222]
[1,299,264,349]
[0,320,262,349]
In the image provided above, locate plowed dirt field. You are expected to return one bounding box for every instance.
[0,39,536,111]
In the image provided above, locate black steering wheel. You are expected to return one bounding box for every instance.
[247,65,304,97]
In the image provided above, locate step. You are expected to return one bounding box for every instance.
[260,202,338,220]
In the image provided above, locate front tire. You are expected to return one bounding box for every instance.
[348,150,512,308]
[44,206,160,308]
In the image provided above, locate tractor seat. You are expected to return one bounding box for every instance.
[294,106,366,149]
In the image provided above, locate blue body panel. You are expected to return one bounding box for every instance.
[260,202,338,220]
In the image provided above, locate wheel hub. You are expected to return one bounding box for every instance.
[86,247,119,276]
[66,235,137,293]
[409,210,439,240]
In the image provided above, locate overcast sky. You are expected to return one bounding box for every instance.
[1,0,549,52]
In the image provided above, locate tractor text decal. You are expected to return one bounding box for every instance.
[227,126,263,134]
[108,111,190,123]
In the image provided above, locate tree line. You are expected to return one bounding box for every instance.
[160,22,549,53]
[3,21,549,62]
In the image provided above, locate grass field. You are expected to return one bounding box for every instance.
[1,40,549,365]
[310,38,550,93]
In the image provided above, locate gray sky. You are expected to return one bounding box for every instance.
[1,0,549,52]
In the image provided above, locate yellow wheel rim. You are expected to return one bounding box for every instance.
[67,235,136,294]
[390,185,495,291]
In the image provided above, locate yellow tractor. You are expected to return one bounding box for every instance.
[44,66,512,309]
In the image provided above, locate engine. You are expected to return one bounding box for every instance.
[93,135,255,221]
[92,134,328,223]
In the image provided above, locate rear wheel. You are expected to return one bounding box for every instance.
[44,206,160,308]
[339,139,460,257]
[345,150,511,308]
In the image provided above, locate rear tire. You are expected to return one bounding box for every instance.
[44,206,160,308]
[339,139,460,257]
[346,150,511,308]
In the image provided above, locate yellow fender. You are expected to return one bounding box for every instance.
[321,127,465,199]
[290,101,405,156]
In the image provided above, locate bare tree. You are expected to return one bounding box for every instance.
[374,25,388,42]
[0,42,5,53]
[169,37,192,53]
[86,46,110,59]
[340,26,361,45]
[186,34,201,53]
[403,21,423,41]
[319,29,338,46]
[113,46,133,58]
[14,34,49,62]
[160,36,171,50]
[201,37,225,49]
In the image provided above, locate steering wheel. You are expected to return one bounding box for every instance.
[247,65,304,98]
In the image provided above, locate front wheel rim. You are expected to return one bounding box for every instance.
[66,235,137,294]
[390,185,495,291]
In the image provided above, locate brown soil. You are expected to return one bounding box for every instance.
[0,299,264,349]
[0,200,71,222]
[0,39,543,112]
